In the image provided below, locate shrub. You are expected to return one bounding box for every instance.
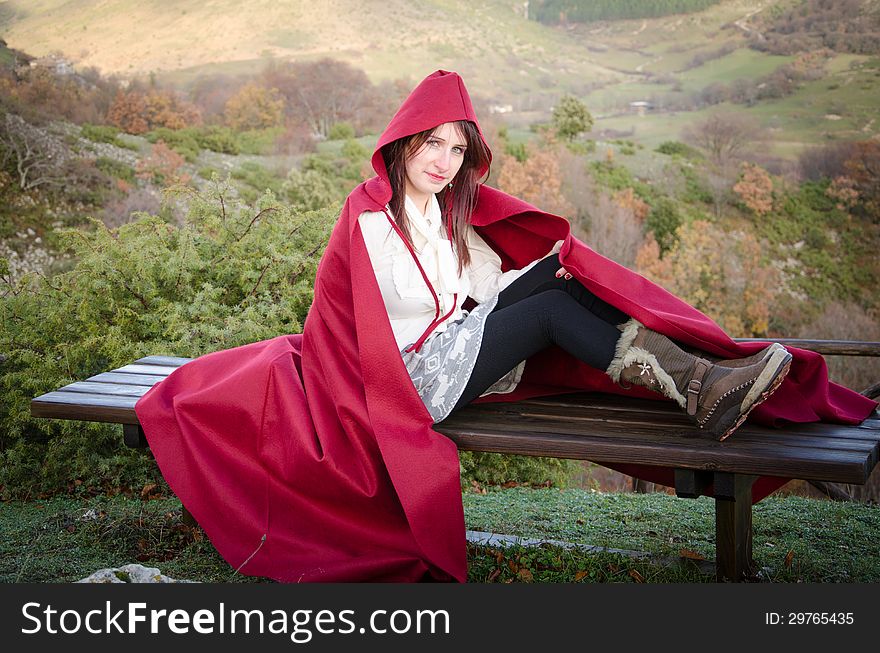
[95,156,135,184]
[656,141,695,157]
[144,128,200,162]
[328,122,355,140]
[0,183,339,498]
[231,162,285,204]
[187,125,240,155]
[459,451,577,489]
[236,127,284,155]
[644,198,682,254]
[80,124,125,147]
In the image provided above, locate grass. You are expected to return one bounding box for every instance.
[2,489,877,583]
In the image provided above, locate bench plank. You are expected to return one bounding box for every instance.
[30,391,139,424]
[87,371,169,386]
[115,364,181,376]
[135,355,192,366]
[63,381,152,397]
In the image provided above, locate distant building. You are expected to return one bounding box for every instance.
[489,104,514,114]
[628,101,654,116]
[31,54,76,77]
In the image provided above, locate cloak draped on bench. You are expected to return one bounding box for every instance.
[135,71,877,583]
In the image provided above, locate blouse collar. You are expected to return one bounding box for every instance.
[404,194,442,241]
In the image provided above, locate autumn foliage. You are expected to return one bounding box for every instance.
[135,141,190,187]
[497,149,574,218]
[636,220,777,336]
[733,163,774,217]
[223,83,285,131]
[107,89,202,134]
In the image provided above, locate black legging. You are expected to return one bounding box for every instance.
[448,255,629,414]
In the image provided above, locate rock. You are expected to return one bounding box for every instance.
[77,563,196,583]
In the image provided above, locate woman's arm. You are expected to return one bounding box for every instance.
[466,227,563,302]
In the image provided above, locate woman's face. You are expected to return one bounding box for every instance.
[404,122,467,210]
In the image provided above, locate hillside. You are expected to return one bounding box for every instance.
[0,0,622,99]
[3,0,878,158]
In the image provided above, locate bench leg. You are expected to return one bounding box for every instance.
[714,473,757,582]
[122,423,148,448]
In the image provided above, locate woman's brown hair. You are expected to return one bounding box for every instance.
[381,120,491,275]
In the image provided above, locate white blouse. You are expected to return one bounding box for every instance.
[358,194,562,351]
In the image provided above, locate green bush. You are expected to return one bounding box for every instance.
[185,125,240,155]
[459,451,577,489]
[328,122,355,140]
[231,162,285,204]
[0,183,339,498]
[645,198,682,254]
[282,168,340,211]
[505,141,528,162]
[80,124,125,147]
[95,157,135,184]
[656,141,697,158]
[144,128,200,162]
[236,127,284,155]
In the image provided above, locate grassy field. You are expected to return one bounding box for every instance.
[4,0,877,163]
[2,489,878,583]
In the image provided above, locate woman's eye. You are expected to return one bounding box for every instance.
[452,146,465,155]
[427,139,440,147]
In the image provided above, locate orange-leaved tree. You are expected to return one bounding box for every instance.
[636,219,778,336]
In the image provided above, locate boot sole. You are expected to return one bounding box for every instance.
[717,352,793,441]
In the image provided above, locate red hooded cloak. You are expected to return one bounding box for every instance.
[135,70,876,583]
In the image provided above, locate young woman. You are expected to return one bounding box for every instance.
[136,70,876,583]
[360,81,791,440]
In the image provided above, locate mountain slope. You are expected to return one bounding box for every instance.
[0,0,623,97]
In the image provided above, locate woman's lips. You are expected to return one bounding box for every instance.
[426,172,445,183]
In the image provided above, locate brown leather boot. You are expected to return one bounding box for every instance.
[685,342,785,368]
[606,319,792,440]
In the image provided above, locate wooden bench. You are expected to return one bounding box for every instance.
[30,339,880,582]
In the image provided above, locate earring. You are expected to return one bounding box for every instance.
[448,182,453,189]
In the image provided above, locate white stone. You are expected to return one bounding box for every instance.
[77,563,196,583]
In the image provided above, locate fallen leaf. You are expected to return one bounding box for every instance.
[501,481,518,489]
[65,524,76,533]
[487,569,501,582]
[574,570,589,581]
[576,519,584,525]
[784,550,795,568]
[679,548,706,561]
[507,559,519,573]
[140,483,159,499]
[628,569,645,583]
[517,568,534,582]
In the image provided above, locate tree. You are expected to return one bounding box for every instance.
[0,113,71,190]
[223,83,284,131]
[497,148,574,218]
[551,95,593,142]
[684,113,757,216]
[142,91,202,131]
[733,163,774,217]
[636,220,777,337]
[842,141,880,222]
[107,90,149,135]
[261,59,373,138]
[135,140,189,187]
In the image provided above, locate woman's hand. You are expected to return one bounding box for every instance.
[555,267,572,280]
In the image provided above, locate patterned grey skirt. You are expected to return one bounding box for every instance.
[401,293,525,423]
